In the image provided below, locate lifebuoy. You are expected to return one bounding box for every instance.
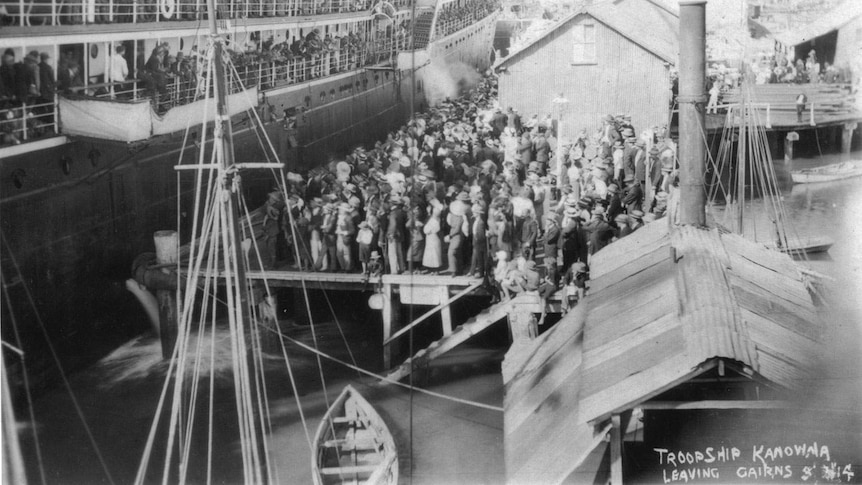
[160,0,175,19]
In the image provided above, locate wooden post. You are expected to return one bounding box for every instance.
[154,230,179,360]
[610,414,623,485]
[382,283,401,369]
[784,131,798,162]
[438,285,453,336]
[842,122,857,154]
[508,304,536,344]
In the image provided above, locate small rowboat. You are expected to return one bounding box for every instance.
[767,236,834,256]
[790,160,862,184]
[312,385,398,485]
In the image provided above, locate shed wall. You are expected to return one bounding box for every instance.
[835,16,862,68]
[498,13,672,140]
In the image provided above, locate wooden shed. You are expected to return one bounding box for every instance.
[502,220,861,484]
[494,0,678,140]
[775,0,862,70]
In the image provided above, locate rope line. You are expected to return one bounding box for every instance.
[272,327,504,412]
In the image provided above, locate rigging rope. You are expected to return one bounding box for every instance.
[275,328,504,412]
[0,272,47,485]
[0,233,116,485]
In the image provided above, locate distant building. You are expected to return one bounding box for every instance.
[775,0,862,69]
[494,0,678,140]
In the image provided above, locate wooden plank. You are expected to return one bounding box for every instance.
[580,325,684,398]
[320,465,380,475]
[585,275,675,344]
[732,284,820,341]
[588,245,672,294]
[610,415,622,485]
[580,358,716,424]
[742,308,820,362]
[584,312,679,369]
[639,400,797,410]
[584,289,676,352]
[383,282,482,345]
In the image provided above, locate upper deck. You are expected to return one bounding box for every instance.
[0,0,412,37]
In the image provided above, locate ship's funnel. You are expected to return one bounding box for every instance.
[678,0,707,226]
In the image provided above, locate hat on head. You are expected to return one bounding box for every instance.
[546,214,558,223]
[607,183,619,193]
[636,139,646,148]
[40,52,50,60]
[614,214,629,223]
[613,140,623,148]
[456,191,470,201]
[565,206,579,217]
[571,262,587,273]
[592,206,606,216]
[370,251,381,259]
[649,146,660,155]
[359,221,369,229]
[630,210,644,219]
[655,191,669,201]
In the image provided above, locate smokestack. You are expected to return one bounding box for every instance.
[678,0,707,226]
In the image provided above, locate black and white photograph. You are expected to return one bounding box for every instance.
[0,0,860,482]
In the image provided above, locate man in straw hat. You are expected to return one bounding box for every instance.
[468,203,487,278]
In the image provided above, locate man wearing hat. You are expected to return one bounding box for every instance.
[468,203,487,277]
[543,214,560,266]
[614,213,632,239]
[629,210,645,232]
[584,206,613,255]
[622,176,643,214]
[386,196,406,274]
[38,52,55,107]
[533,127,550,167]
[262,191,285,269]
[605,182,622,222]
[632,139,647,188]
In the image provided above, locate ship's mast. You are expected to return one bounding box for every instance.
[203,0,268,481]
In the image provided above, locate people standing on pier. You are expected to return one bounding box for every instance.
[250,72,683,312]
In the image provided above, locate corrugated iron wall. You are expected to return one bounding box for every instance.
[499,13,672,139]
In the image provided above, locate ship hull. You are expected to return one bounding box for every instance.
[0,11,497,388]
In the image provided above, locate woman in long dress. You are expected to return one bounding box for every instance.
[422,202,443,271]
[408,206,425,272]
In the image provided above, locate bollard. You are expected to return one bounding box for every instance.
[784,131,798,162]
[153,230,179,360]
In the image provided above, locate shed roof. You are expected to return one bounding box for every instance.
[503,220,823,483]
[775,0,862,47]
[496,0,680,69]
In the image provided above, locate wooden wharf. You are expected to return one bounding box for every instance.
[186,263,566,377]
[149,203,568,378]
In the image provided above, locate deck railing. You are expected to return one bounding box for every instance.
[0,100,58,147]
[0,0,412,26]
[0,45,396,147]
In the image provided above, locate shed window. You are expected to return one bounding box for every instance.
[572,23,596,64]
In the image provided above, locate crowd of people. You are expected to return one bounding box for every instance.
[134,24,405,112]
[434,0,498,38]
[259,72,679,308]
[0,49,58,145]
[747,49,855,85]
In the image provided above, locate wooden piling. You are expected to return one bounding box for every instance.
[381,283,401,369]
[154,230,179,360]
[842,122,857,154]
[784,132,797,161]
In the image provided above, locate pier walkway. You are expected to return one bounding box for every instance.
[698,84,860,137]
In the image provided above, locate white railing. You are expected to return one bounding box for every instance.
[0,100,58,147]
[0,0,406,26]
